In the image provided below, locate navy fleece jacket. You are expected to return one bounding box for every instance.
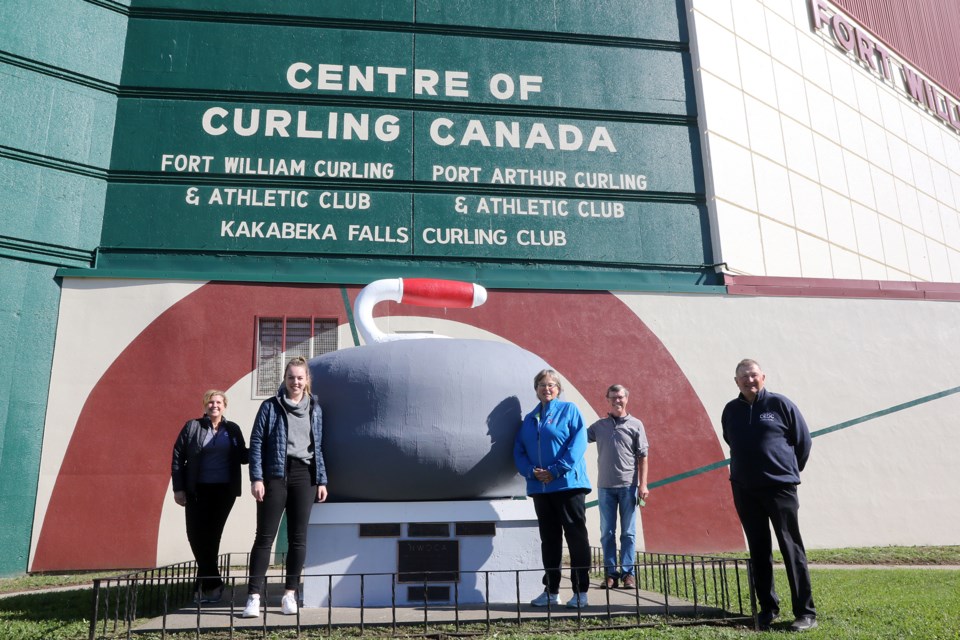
[721,388,811,488]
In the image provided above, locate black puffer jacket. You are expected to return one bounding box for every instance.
[171,416,248,498]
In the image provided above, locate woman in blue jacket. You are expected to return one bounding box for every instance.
[242,356,328,618]
[514,369,592,609]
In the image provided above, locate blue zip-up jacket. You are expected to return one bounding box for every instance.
[513,398,592,495]
[249,391,327,485]
[721,388,811,488]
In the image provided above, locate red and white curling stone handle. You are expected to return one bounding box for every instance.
[354,278,487,344]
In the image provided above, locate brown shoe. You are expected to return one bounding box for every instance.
[621,575,636,589]
[602,576,618,589]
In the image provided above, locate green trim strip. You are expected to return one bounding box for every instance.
[340,286,361,347]
[0,234,95,269]
[57,254,725,293]
[586,385,960,508]
[0,145,109,180]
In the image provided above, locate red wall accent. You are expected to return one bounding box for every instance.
[373,289,744,553]
[725,274,960,300]
[33,284,744,570]
[32,284,348,570]
[832,0,960,101]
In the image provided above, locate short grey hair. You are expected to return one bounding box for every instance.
[534,369,562,393]
[606,384,629,397]
[735,359,762,375]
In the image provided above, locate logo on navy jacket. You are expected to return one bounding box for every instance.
[758,412,778,422]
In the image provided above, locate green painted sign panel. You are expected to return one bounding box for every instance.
[119,23,691,114]
[103,182,707,264]
[102,1,709,276]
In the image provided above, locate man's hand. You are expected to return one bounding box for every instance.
[251,480,265,502]
[174,490,187,507]
[316,485,328,502]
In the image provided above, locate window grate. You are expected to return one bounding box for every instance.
[255,317,338,397]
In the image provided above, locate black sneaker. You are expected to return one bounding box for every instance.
[758,609,780,630]
[201,585,224,604]
[790,615,818,632]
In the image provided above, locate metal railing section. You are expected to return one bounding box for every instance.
[88,550,755,639]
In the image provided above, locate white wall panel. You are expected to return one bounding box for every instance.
[691,0,960,282]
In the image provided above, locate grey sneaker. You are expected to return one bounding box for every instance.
[530,590,561,607]
[566,592,589,608]
[790,615,818,631]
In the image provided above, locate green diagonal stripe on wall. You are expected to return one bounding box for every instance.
[340,286,361,347]
[586,384,960,508]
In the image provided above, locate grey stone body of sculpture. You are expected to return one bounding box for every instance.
[311,339,548,501]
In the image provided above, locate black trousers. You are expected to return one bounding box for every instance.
[185,483,236,592]
[731,482,816,618]
[532,490,592,594]
[248,458,317,594]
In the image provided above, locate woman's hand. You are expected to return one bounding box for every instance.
[173,490,187,507]
[533,467,554,483]
[316,485,328,503]
[251,480,265,502]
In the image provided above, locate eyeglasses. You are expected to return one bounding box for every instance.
[537,382,558,389]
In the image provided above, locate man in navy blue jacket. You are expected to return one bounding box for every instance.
[721,359,817,632]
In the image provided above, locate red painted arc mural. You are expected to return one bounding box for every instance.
[33,282,742,571]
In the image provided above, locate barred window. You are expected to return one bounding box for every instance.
[255,317,338,397]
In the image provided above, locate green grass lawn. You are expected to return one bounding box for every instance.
[1,548,958,640]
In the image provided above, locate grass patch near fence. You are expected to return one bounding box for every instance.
[804,545,960,565]
[1,547,959,640]
[0,588,96,640]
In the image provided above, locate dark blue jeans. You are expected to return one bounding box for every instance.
[598,487,638,578]
[248,458,316,594]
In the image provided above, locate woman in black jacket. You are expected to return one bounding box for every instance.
[171,389,248,603]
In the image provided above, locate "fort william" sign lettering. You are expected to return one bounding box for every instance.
[811,0,960,135]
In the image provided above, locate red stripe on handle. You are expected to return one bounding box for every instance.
[401,278,476,308]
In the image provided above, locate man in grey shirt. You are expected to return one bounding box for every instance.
[587,384,649,589]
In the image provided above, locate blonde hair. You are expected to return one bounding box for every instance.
[202,389,228,412]
[285,356,312,396]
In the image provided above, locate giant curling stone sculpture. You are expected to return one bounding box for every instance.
[311,278,548,501]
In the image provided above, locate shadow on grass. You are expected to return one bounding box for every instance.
[0,588,93,640]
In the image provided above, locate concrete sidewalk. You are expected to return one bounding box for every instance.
[135,577,730,634]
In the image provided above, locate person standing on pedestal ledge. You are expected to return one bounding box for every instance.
[587,384,649,590]
[242,356,329,619]
[722,359,817,632]
[513,369,592,610]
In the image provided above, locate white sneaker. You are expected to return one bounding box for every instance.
[566,592,589,608]
[241,594,260,618]
[281,592,298,615]
[530,590,561,607]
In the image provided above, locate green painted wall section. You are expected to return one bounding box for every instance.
[0,0,127,575]
[0,259,62,575]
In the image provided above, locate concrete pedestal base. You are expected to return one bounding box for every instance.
[303,499,542,607]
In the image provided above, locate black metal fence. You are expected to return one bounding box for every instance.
[89,550,756,639]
